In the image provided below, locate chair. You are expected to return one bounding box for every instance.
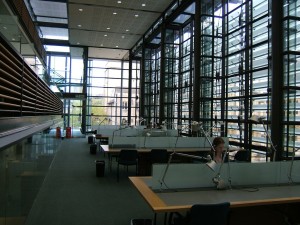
[234,150,249,162]
[117,149,138,181]
[169,202,230,225]
[150,149,168,164]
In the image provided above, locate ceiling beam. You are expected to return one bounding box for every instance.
[39,0,67,3]
[41,38,69,46]
[35,21,68,28]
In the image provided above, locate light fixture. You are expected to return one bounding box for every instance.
[126,29,129,32]
[139,117,145,125]
[107,27,110,30]
[104,34,108,37]
[135,14,139,17]
[142,3,146,6]
[77,24,82,27]
[79,8,83,12]
[117,0,121,3]
[249,115,277,161]
[113,12,117,15]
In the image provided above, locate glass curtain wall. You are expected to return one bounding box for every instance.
[199,0,272,159]
[47,52,140,132]
[47,52,84,131]
[139,0,300,161]
[144,46,161,126]
[200,0,271,159]
[164,28,180,129]
[143,23,194,132]
[283,1,300,157]
[221,1,271,158]
[180,23,194,131]
[200,2,224,136]
[87,59,140,129]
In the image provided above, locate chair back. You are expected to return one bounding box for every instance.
[189,202,230,225]
[234,150,249,162]
[118,149,138,164]
[150,149,168,164]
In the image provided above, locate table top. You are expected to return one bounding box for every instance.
[100,145,210,153]
[129,176,300,213]
[100,145,243,153]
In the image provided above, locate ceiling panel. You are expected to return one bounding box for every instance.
[69,0,173,12]
[88,47,129,60]
[29,0,67,18]
[67,0,173,51]
[68,4,161,34]
[21,0,174,56]
[69,29,140,49]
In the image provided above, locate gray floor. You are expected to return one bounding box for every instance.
[24,137,157,225]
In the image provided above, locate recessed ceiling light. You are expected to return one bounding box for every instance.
[135,14,139,17]
[104,34,108,37]
[121,36,125,39]
[117,1,121,3]
[12,38,15,41]
[126,29,129,32]
[79,8,83,12]
[100,44,103,47]
[116,45,119,48]
[77,24,82,27]
[142,3,146,7]
[107,27,110,30]
[113,12,117,15]
[77,42,80,45]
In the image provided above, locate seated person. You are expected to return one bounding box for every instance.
[211,137,225,163]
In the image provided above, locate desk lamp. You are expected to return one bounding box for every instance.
[212,147,231,190]
[143,132,151,148]
[97,117,108,133]
[249,115,277,161]
[111,126,131,148]
[139,117,146,125]
[159,151,216,190]
[288,147,300,183]
[199,122,232,189]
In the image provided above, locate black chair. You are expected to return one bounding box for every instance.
[169,202,230,225]
[150,149,168,164]
[117,149,138,181]
[234,150,249,162]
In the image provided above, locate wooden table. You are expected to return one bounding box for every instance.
[129,176,300,225]
[100,145,211,174]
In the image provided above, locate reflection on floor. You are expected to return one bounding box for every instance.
[0,128,85,225]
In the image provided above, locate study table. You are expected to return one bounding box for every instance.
[129,176,300,225]
[100,145,212,174]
